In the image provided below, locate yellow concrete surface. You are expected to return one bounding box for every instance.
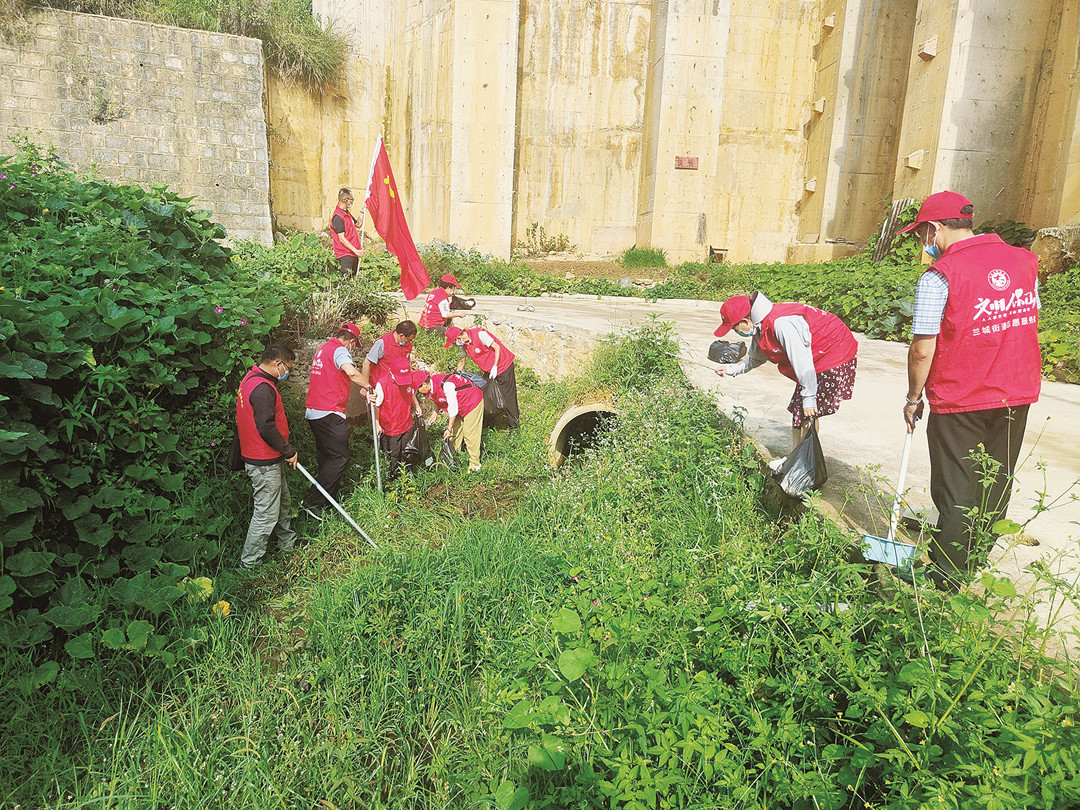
[271,0,1080,262]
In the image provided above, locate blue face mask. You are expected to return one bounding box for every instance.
[735,326,755,339]
[277,363,291,381]
[923,226,941,261]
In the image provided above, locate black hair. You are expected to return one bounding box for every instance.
[394,320,417,338]
[260,343,295,363]
[938,204,974,230]
[338,188,353,202]
[336,329,359,343]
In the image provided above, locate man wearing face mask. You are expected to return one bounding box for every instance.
[360,320,417,389]
[714,292,858,449]
[898,191,1041,589]
[236,344,299,568]
[301,323,368,518]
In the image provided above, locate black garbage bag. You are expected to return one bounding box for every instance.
[402,415,432,468]
[774,423,828,497]
[439,439,458,470]
[708,340,747,365]
[450,294,476,310]
[484,377,509,427]
[225,433,244,471]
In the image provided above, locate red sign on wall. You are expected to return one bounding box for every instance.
[675,156,699,170]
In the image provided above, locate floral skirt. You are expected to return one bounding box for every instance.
[787,356,857,429]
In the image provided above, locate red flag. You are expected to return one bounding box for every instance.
[365,137,430,301]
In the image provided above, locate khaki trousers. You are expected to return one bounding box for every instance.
[451,405,483,468]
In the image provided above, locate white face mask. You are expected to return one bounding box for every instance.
[734,322,755,339]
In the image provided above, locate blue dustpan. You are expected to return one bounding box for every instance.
[862,432,918,570]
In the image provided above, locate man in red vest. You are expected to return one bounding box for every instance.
[446,325,519,429]
[302,323,367,518]
[236,344,299,568]
[370,356,425,482]
[329,188,363,274]
[419,274,466,334]
[900,191,1041,588]
[714,292,858,449]
[420,370,486,471]
[360,320,417,389]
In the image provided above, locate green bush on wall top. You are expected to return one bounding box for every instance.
[0,142,284,674]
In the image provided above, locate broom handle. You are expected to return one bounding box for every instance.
[296,462,378,550]
[887,431,913,543]
[370,400,383,493]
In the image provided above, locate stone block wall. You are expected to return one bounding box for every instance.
[0,9,271,244]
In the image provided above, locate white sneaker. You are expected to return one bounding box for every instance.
[768,456,787,472]
[468,464,482,472]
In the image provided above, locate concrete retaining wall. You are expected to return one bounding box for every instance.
[0,8,272,244]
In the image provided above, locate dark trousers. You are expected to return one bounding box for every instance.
[379,431,409,482]
[484,362,520,429]
[338,255,359,274]
[304,414,349,509]
[926,405,1029,578]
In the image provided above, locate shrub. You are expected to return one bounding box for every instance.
[0,143,282,683]
[232,233,398,340]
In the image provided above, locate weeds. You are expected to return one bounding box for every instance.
[618,245,668,269]
[5,327,1079,808]
[514,222,575,258]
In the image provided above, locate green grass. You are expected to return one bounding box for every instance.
[617,246,668,269]
[4,324,1080,808]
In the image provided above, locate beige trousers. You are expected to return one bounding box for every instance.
[452,405,483,468]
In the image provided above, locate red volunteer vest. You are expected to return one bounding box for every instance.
[330,205,360,259]
[925,234,1041,414]
[419,287,450,328]
[305,338,353,413]
[378,368,416,437]
[757,303,858,382]
[370,333,413,386]
[464,328,515,375]
[236,366,289,461]
[430,373,484,416]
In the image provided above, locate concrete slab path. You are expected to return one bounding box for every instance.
[416,293,1080,640]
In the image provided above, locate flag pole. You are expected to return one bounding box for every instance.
[360,135,384,252]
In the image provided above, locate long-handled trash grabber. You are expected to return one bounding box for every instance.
[862,431,917,570]
[296,462,377,550]
[368,400,383,493]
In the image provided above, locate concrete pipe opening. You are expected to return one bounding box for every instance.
[549,403,619,467]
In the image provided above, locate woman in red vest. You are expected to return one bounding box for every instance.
[419,274,466,334]
[445,325,519,430]
[235,344,299,568]
[420,370,486,471]
[370,356,425,482]
[329,188,363,274]
[714,291,858,449]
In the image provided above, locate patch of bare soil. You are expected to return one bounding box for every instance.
[523,257,669,282]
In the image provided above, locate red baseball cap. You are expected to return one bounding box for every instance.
[714,296,752,337]
[412,369,430,388]
[340,322,361,340]
[897,191,974,234]
[440,274,460,287]
[389,355,412,382]
[443,326,463,348]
